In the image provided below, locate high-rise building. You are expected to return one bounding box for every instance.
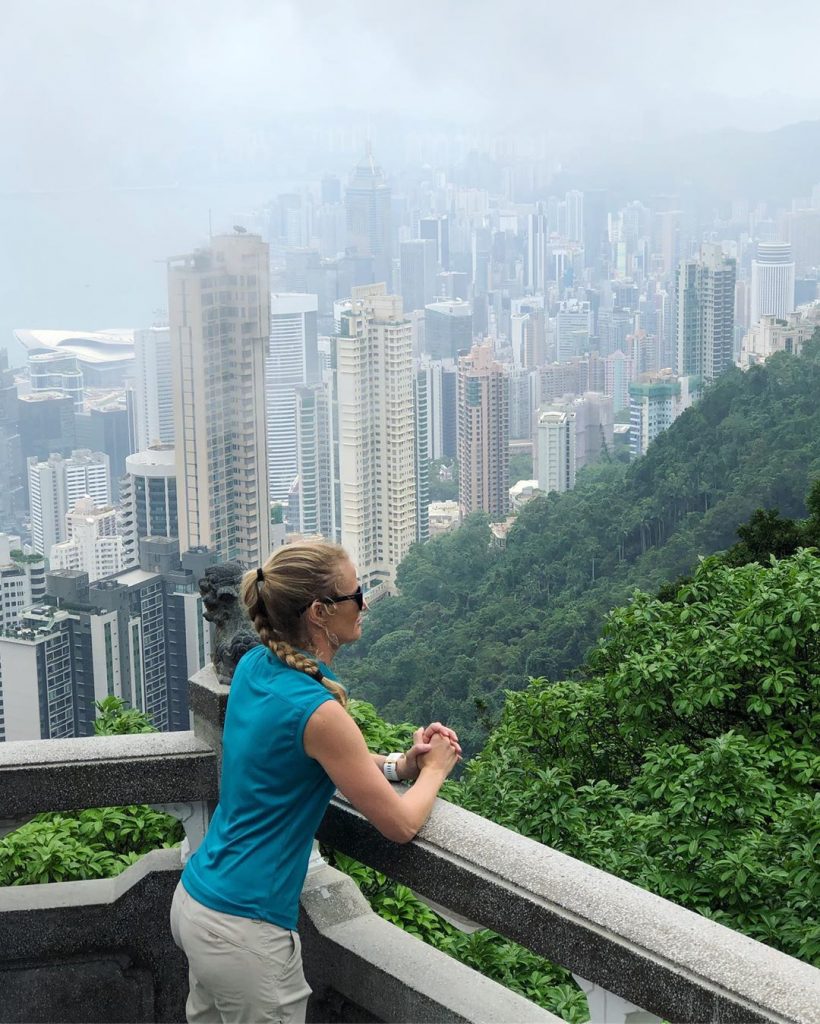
[583,190,608,272]
[572,392,615,470]
[629,370,697,458]
[675,243,736,384]
[168,233,272,568]
[507,367,539,441]
[131,326,174,451]
[457,342,510,519]
[295,383,336,540]
[785,210,820,274]
[413,370,431,545]
[565,190,584,245]
[121,446,179,568]
[400,239,437,313]
[17,392,76,497]
[28,351,84,411]
[424,299,473,360]
[266,293,320,502]
[419,216,450,270]
[345,151,393,287]
[50,497,124,582]
[525,211,548,293]
[417,359,458,461]
[0,534,39,629]
[335,286,416,592]
[27,450,111,558]
[0,351,23,531]
[750,243,796,327]
[75,394,131,495]
[536,408,576,495]
[557,301,592,362]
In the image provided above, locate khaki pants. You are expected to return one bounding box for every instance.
[170,882,311,1024]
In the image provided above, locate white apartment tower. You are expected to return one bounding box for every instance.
[168,233,272,568]
[536,408,576,495]
[335,285,417,592]
[132,326,174,450]
[50,498,125,582]
[295,383,337,540]
[750,243,796,327]
[267,293,320,502]
[27,450,111,558]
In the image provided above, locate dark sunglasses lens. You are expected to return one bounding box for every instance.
[355,587,364,609]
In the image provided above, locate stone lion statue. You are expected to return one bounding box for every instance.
[199,562,260,685]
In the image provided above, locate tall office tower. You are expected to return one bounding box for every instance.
[507,366,538,441]
[750,243,796,326]
[321,174,341,205]
[424,299,473,359]
[413,370,431,544]
[27,450,111,558]
[121,446,178,567]
[675,243,737,384]
[0,351,23,531]
[345,151,393,287]
[655,210,685,277]
[295,383,336,540]
[437,271,469,300]
[598,307,635,357]
[168,233,272,568]
[266,293,320,502]
[75,394,131,495]
[629,371,697,458]
[17,391,76,485]
[472,227,492,295]
[417,359,458,461]
[785,210,820,274]
[536,408,576,495]
[28,352,84,411]
[457,342,510,519]
[557,301,592,362]
[131,326,174,451]
[565,190,584,244]
[419,215,450,270]
[583,190,608,272]
[525,212,548,293]
[50,498,124,582]
[400,239,438,313]
[335,286,416,592]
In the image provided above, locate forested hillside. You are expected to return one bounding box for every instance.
[338,334,820,752]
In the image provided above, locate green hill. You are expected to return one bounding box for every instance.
[338,335,820,753]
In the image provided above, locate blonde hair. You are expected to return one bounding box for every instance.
[241,540,350,706]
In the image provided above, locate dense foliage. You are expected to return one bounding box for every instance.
[0,698,182,886]
[343,700,590,1022]
[453,549,819,965]
[338,335,820,752]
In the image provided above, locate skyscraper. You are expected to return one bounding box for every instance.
[131,326,174,451]
[345,151,393,287]
[419,216,450,270]
[675,243,736,384]
[457,342,510,519]
[295,383,336,540]
[750,243,796,327]
[0,351,22,531]
[400,239,437,313]
[27,450,111,558]
[335,286,416,592]
[50,498,124,582]
[168,233,272,568]
[424,299,473,360]
[266,293,320,502]
[121,446,178,567]
[536,409,576,495]
[565,190,584,245]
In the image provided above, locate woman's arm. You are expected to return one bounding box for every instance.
[370,723,462,782]
[304,701,459,844]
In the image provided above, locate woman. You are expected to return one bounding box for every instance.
[170,540,461,1023]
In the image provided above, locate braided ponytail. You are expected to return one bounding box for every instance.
[241,542,351,707]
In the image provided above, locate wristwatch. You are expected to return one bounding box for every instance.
[382,752,403,782]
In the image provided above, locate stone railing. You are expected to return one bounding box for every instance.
[1,665,818,1023]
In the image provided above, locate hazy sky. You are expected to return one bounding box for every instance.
[3,0,820,189]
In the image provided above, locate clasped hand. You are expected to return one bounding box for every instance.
[402,722,462,780]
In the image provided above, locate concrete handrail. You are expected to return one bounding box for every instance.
[317,791,820,1024]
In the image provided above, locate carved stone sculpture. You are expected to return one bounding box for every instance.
[199,562,260,685]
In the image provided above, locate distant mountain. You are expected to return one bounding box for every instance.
[558,119,820,204]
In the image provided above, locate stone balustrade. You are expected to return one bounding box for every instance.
[0,664,818,1024]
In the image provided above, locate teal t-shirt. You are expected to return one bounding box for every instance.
[181,644,337,930]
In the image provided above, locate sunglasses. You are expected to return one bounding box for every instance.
[299,585,364,616]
